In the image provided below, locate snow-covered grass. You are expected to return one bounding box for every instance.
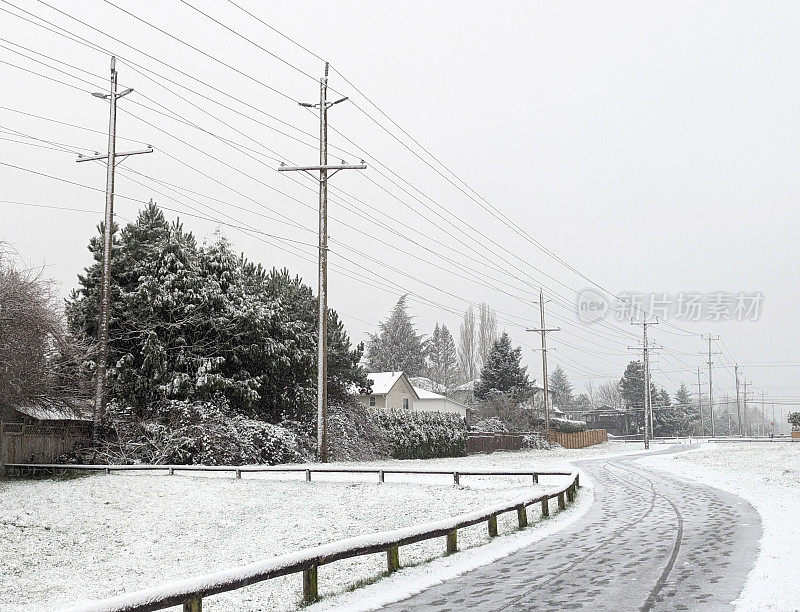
[0,442,632,611]
[638,442,800,611]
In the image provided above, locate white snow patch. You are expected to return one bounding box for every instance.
[637,442,800,611]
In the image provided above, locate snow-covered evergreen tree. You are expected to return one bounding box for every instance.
[365,296,426,376]
[477,303,498,372]
[426,323,460,394]
[549,365,574,409]
[474,332,530,401]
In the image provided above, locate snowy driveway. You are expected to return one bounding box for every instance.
[380,446,760,611]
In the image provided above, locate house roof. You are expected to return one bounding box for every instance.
[413,386,444,399]
[15,400,93,422]
[365,372,420,399]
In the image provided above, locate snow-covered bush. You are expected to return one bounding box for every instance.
[470,417,508,433]
[550,417,587,433]
[788,412,800,429]
[372,409,467,459]
[522,434,561,450]
[327,402,392,461]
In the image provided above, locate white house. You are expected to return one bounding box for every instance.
[412,386,469,418]
[355,372,468,418]
[356,372,419,411]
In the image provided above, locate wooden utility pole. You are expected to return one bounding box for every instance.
[735,364,742,437]
[742,379,749,437]
[696,367,705,436]
[701,334,721,437]
[76,56,151,434]
[526,289,560,439]
[630,317,658,449]
[278,62,365,462]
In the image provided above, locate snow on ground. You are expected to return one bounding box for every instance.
[637,442,800,611]
[0,442,637,611]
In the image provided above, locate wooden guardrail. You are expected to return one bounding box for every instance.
[7,463,580,611]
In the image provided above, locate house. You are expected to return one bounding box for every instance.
[583,405,635,437]
[412,386,469,418]
[357,372,419,411]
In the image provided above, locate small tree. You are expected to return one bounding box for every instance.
[427,323,461,394]
[365,295,426,376]
[474,332,530,401]
[549,365,574,409]
[789,412,800,429]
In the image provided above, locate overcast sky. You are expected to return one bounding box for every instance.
[2,1,799,419]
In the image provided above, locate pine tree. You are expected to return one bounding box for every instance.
[474,332,530,401]
[427,323,460,393]
[549,365,574,409]
[365,296,426,376]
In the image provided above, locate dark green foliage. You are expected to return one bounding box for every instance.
[427,323,461,393]
[66,202,368,441]
[788,412,800,428]
[366,295,426,376]
[474,333,530,401]
[549,365,574,409]
[372,409,467,459]
[327,402,391,461]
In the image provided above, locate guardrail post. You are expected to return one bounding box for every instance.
[168,467,174,476]
[488,514,498,537]
[378,470,384,483]
[541,498,549,517]
[235,469,241,480]
[532,473,539,484]
[386,544,399,573]
[302,565,318,603]
[575,473,580,488]
[566,484,574,502]
[446,529,458,554]
[182,595,202,611]
[305,469,311,482]
[453,472,460,485]
[517,505,528,529]
[105,467,110,475]
[558,492,566,510]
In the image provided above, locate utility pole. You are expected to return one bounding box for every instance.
[278,62,365,462]
[701,334,721,437]
[630,317,658,449]
[697,366,705,436]
[735,364,742,437]
[742,379,749,437]
[526,289,560,440]
[761,390,766,437]
[76,56,152,434]
[725,393,731,436]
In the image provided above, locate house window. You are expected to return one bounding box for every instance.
[403,397,409,410]
[369,395,376,407]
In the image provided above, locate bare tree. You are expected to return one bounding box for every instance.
[458,307,477,382]
[0,252,88,419]
[477,302,498,372]
[596,379,624,410]
[584,380,597,409]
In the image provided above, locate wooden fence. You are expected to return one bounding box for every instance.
[548,429,607,449]
[468,429,608,453]
[0,422,89,468]
[6,463,580,611]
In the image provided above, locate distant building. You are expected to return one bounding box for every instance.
[357,372,419,411]
[583,405,635,437]
[412,386,469,418]
[356,372,468,418]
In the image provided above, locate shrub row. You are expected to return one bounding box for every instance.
[371,408,467,459]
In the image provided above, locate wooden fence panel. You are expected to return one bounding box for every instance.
[0,423,89,468]
[547,429,607,449]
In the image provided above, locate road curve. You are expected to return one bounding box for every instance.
[380,446,760,611]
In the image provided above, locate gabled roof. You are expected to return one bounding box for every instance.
[366,372,419,399]
[413,386,444,399]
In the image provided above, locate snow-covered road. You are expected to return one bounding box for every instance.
[378,446,761,611]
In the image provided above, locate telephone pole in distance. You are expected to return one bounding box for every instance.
[630,317,658,449]
[701,334,721,437]
[526,289,560,440]
[77,56,152,434]
[278,62,365,462]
